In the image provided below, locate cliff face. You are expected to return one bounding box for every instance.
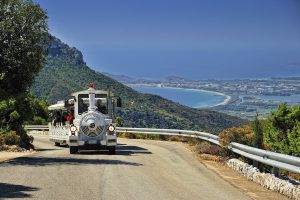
[31,37,246,134]
[47,38,85,65]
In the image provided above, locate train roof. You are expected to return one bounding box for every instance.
[48,88,116,110]
[71,89,114,96]
[48,101,65,110]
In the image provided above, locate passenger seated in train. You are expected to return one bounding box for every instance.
[53,111,61,126]
[66,110,74,124]
[62,112,68,125]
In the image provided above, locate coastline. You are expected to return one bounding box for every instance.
[129,84,232,108]
[210,94,232,107]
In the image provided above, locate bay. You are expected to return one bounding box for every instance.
[130,85,227,108]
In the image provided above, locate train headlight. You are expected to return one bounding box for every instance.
[70,125,77,132]
[108,125,115,132]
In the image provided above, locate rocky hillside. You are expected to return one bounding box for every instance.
[31,37,246,134]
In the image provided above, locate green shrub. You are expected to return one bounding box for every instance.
[2,131,21,146]
[264,103,300,156]
[219,125,254,146]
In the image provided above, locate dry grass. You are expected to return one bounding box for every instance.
[198,154,224,162]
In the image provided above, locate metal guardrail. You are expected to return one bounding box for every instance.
[116,127,300,174]
[24,125,300,174]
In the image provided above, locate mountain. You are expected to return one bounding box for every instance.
[103,73,137,83]
[31,37,246,134]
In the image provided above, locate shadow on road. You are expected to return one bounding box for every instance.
[0,157,142,167]
[117,145,152,156]
[35,148,62,152]
[78,144,153,156]
[0,183,38,198]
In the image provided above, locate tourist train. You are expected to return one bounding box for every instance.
[48,83,121,154]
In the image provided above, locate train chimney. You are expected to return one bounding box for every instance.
[88,82,96,111]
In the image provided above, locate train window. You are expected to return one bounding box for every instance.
[96,99,108,114]
[96,94,107,98]
[78,94,89,114]
[78,94,108,115]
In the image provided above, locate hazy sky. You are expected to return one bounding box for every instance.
[36,0,300,79]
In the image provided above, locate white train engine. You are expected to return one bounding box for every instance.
[48,83,121,154]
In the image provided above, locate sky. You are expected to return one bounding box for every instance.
[36,0,300,79]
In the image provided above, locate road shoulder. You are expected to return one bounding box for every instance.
[184,143,289,200]
[0,151,34,162]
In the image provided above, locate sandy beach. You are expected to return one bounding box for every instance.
[210,93,232,107]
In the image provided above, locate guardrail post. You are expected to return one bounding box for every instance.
[271,167,280,177]
[253,160,258,168]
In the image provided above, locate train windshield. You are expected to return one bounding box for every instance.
[78,94,108,114]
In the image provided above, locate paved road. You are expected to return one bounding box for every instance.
[0,134,252,200]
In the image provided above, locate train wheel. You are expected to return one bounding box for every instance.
[70,146,78,154]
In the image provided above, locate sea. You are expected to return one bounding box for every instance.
[130,85,227,108]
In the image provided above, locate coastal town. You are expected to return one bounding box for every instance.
[106,73,300,120]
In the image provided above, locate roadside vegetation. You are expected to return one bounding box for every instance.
[263,103,300,156]
[0,0,50,149]
[218,103,300,157]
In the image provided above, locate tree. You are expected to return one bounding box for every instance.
[287,122,300,156]
[0,92,48,147]
[251,113,264,169]
[0,0,49,148]
[264,103,300,156]
[0,0,49,99]
[269,103,293,139]
[252,113,263,149]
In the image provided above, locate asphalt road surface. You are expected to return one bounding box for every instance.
[0,134,253,200]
